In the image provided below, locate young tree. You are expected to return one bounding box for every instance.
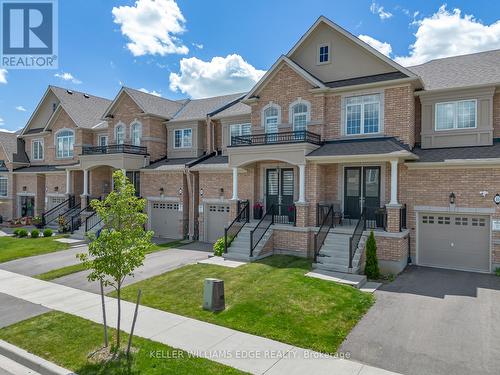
[364,230,380,279]
[78,170,153,351]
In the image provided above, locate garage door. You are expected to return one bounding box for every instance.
[418,213,490,272]
[150,201,182,239]
[48,196,66,210]
[206,204,230,243]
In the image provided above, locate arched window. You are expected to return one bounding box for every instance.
[291,102,309,131]
[56,130,74,158]
[131,122,142,146]
[263,105,280,134]
[115,124,125,144]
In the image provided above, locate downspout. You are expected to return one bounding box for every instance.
[185,166,193,240]
[206,115,213,154]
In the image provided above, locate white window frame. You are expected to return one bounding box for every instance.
[289,99,311,131]
[115,123,125,144]
[98,134,108,147]
[434,99,477,131]
[344,94,382,136]
[174,128,192,149]
[317,42,331,65]
[31,139,44,161]
[54,129,75,159]
[229,123,252,145]
[261,103,281,133]
[131,121,142,146]
[0,176,7,197]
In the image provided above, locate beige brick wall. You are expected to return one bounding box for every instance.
[140,171,185,198]
[373,234,409,262]
[384,85,415,147]
[273,228,313,257]
[45,174,66,196]
[89,166,112,198]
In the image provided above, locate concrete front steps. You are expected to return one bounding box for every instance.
[306,269,367,289]
[223,223,273,262]
[312,232,367,274]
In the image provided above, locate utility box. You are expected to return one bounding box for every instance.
[203,278,225,312]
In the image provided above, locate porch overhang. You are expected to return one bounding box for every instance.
[306,150,417,164]
[227,143,320,168]
[78,153,148,170]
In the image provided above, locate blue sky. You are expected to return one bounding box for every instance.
[0,0,499,132]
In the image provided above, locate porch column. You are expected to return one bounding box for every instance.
[232,167,238,200]
[65,170,71,195]
[83,169,89,196]
[298,164,306,204]
[389,159,399,205]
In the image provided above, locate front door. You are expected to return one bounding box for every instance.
[344,166,381,219]
[266,168,294,219]
[19,196,35,217]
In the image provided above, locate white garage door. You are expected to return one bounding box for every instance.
[418,213,490,272]
[48,196,66,210]
[206,204,230,243]
[150,201,182,239]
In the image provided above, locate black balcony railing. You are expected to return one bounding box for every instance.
[231,130,322,147]
[82,144,148,156]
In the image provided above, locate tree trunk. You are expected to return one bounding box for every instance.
[116,282,121,350]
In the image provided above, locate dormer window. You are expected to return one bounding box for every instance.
[317,43,330,64]
[435,100,477,130]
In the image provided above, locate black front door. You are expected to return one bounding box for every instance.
[266,168,295,220]
[20,196,35,217]
[344,166,381,219]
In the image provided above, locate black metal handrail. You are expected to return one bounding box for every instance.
[273,204,296,225]
[69,206,89,233]
[231,130,322,147]
[250,205,275,257]
[314,204,334,262]
[316,203,333,226]
[82,144,148,156]
[57,203,81,231]
[400,204,407,231]
[42,194,75,226]
[349,207,366,269]
[85,211,103,233]
[224,200,250,253]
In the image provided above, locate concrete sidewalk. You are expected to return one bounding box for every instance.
[0,270,399,375]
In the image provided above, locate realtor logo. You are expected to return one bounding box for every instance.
[1,0,58,69]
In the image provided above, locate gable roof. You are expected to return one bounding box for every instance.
[0,131,18,163]
[104,87,185,120]
[170,93,245,122]
[211,100,251,119]
[244,55,326,100]
[409,49,500,91]
[287,16,418,80]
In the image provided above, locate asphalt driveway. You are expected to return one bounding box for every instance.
[341,266,500,375]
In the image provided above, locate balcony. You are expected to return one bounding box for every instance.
[81,144,148,156]
[230,130,322,147]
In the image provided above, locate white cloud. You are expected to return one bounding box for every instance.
[359,34,392,56]
[192,42,203,49]
[0,69,7,84]
[0,118,4,125]
[370,2,393,20]
[15,106,26,112]
[54,72,82,84]
[169,54,265,99]
[138,88,162,97]
[0,128,16,133]
[396,5,500,66]
[112,0,188,56]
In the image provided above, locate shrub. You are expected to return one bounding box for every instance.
[43,229,53,238]
[495,267,500,277]
[30,229,40,238]
[364,231,380,280]
[213,235,234,256]
[18,229,28,238]
[13,228,20,237]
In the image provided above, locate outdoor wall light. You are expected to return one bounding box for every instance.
[200,188,204,197]
[178,188,183,196]
[22,186,27,191]
[54,186,59,192]
[159,187,164,193]
[220,188,224,195]
[449,192,456,205]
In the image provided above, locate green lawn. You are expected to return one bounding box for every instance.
[0,236,69,263]
[0,311,244,374]
[34,239,187,281]
[115,255,374,353]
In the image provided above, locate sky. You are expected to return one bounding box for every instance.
[0,0,499,132]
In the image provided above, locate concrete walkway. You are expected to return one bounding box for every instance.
[0,269,398,375]
[53,248,209,293]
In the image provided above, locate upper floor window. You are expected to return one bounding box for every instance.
[131,122,142,146]
[98,135,108,147]
[174,128,192,148]
[291,102,309,131]
[435,100,477,130]
[115,124,125,144]
[230,123,251,145]
[32,139,43,161]
[56,130,74,158]
[264,105,280,134]
[0,176,7,197]
[345,94,381,135]
[317,43,330,64]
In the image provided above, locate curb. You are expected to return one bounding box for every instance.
[0,339,74,375]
